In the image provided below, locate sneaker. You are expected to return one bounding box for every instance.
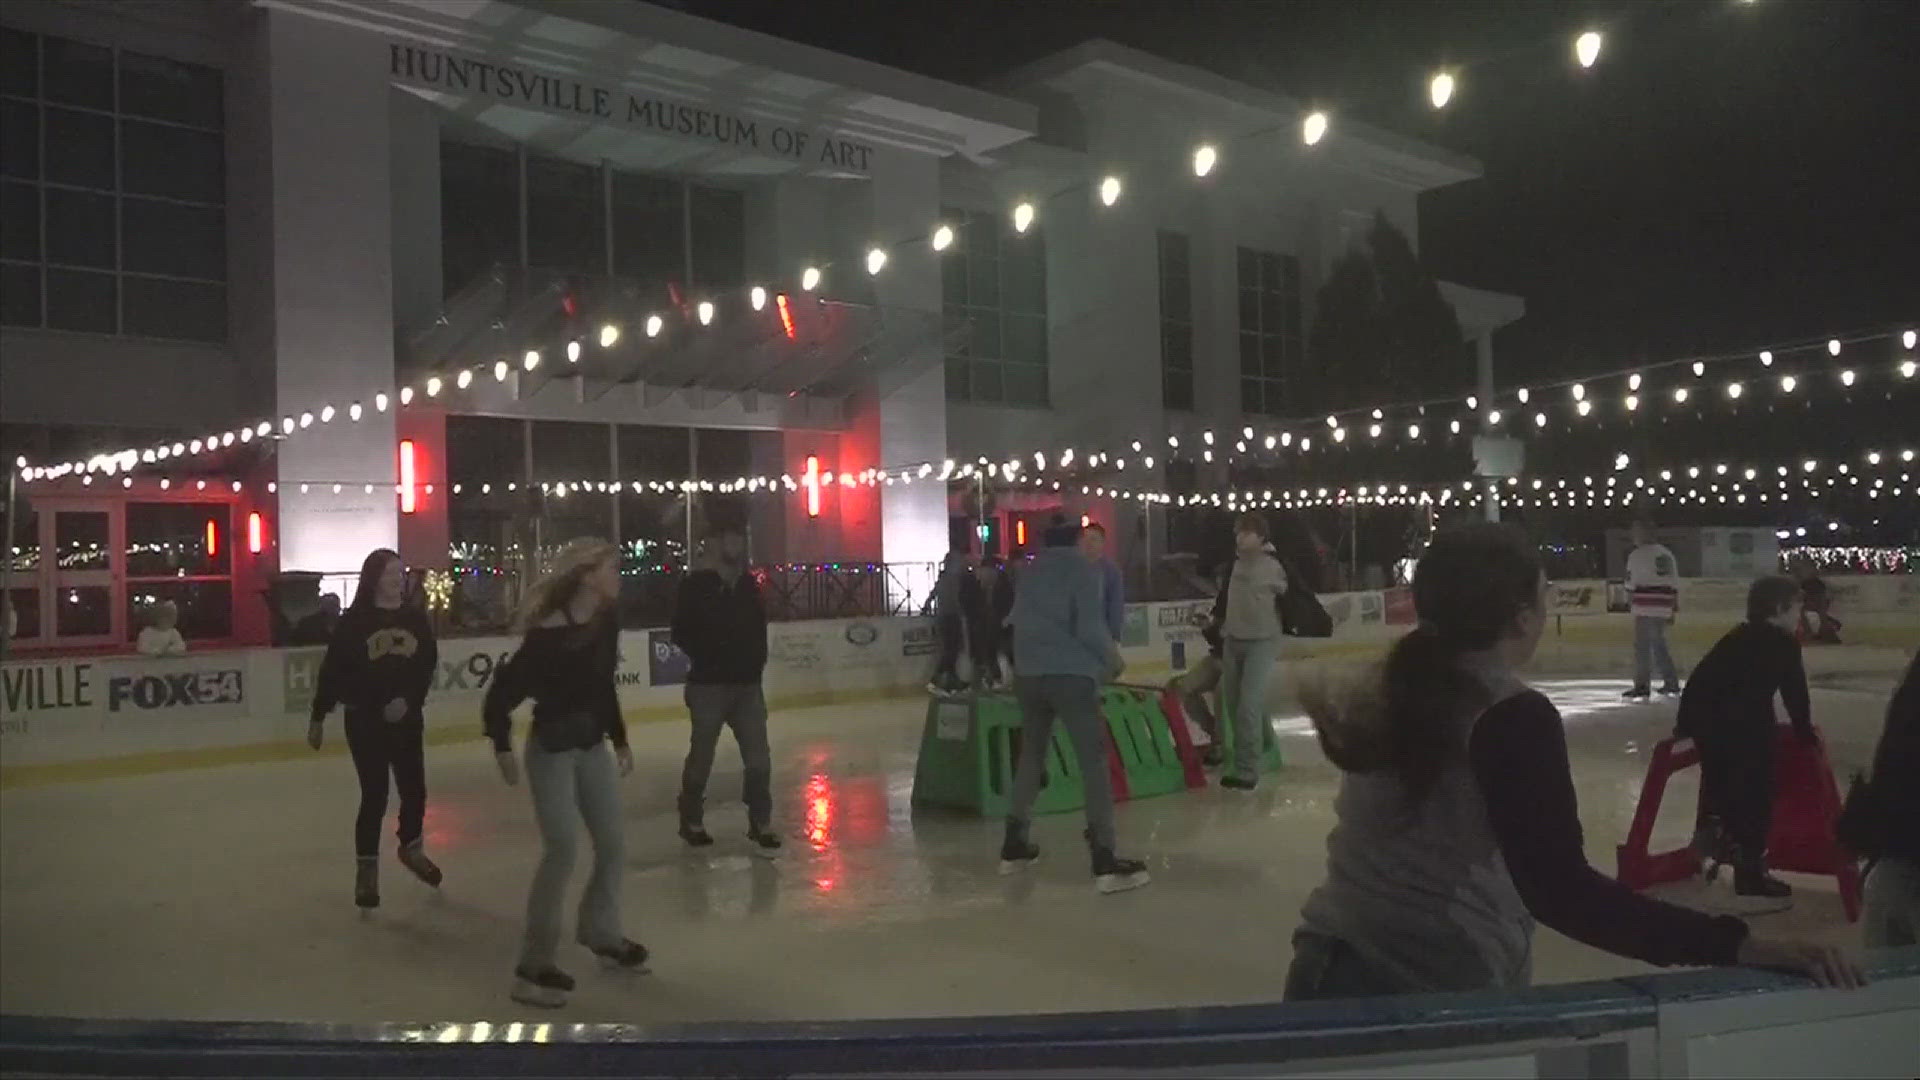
[999,823,1040,875]
[397,841,442,888]
[582,938,650,972]
[1091,848,1151,895]
[747,828,783,859]
[1658,683,1682,696]
[510,965,574,1008]
[678,823,715,848]
[1201,748,1224,769]
[354,857,379,909]
[1220,775,1257,791]
[1621,687,1652,701]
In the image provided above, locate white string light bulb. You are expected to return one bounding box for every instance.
[1099,177,1122,206]
[1333,427,1347,442]
[1326,415,1339,428]
[802,266,822,291]
[1407,424,1421,439]
[1192,145,1218,177]
[1571,383,1586,400]
[1430,71,1455,108]
[698,300,716,325]
[494,360,509,382]
[1828,338,1842,356]
[349,403,363,421]
[1302,111,1329,147]
[1369,423,1383,438]
[1517,388,1530,403]
[1576,400,1592,416]
[599,323,620,348]
[455,370,472,390]
[1841,369,1856,386]
[1625,394,1640,411]
[375,393,390,412]
[401,387,415,405]
[1012,203,1035,233]
[644,314,663,338]
[1674,387,1690,403]
[1575,31,1602,69]
[524,349,540,371]
[866,248,888,276]
[1488,410,1503,425]
[1691,361,1705,377]
[1726,381,1743,399]
[1901,360,1917,379]
[1534,412,1548,428]
[320,405,335,423]
[1759,350,1773,366]
[1780,375,1796,393]
[567,339,582,362]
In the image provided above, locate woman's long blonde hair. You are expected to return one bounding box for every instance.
[516,538,618,633]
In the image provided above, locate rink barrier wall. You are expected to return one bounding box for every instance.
[1,947,1914,1077]
[3,577,1914,786]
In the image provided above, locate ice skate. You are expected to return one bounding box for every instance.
[678,821,715,848]
[510,965,574,1008]
[354,856,379,910]
[998,821,1040,875]
[397,841,442,888]
[1621,687,1652,702]
[747,827,783,859]
[1734,865,1793,900]
[1091,847,1151,895]
[582,938,650,972]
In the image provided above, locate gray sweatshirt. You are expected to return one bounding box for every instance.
[1221,551,1287,641]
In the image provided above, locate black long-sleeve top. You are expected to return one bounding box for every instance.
[1470,691,1750,968]
[311,603,437,724]
[1868,651,1920,864]
[670,568,768,685]
[481,615,628,753]
[1676,621,1814,742]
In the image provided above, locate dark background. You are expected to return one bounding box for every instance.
[672,0,1919,384]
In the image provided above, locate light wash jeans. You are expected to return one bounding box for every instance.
[1222,637,1283,783]
[1864,856,1920,949]
[1632,615,1680,691]
[520,741,625,970]
[1009,674,1117,851]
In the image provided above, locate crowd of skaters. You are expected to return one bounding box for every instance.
[298,513,1915,1008]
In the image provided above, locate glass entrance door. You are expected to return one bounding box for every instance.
[43,504,121,648]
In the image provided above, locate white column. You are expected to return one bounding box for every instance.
[264,12,399,572]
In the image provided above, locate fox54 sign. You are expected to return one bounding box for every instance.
[107,665,245,713]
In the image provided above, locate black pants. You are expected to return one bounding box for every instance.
[1696,714,1775,864]
[344,710,427,858]
[968,618,1002,683]
[934,611,965,682]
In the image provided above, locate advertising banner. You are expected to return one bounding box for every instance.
[647,629,690,687]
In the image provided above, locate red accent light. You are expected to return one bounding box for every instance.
[804,455,821,517]
[1015,519,1027,547]
[776,293,796,340]
[247,511,264,554]
[205,518,218,557]
[398,439,417,514]
[560,293,577,318]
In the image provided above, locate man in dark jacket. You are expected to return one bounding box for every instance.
[672,526,777,856]
[1676,575,1814,899]
[927,552,973,695]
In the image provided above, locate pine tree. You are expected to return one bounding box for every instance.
[1307,212,1465,412]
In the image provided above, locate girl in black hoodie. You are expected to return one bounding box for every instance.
[308,549,441,908]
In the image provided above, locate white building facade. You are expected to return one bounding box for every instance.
[0,0,1519,652]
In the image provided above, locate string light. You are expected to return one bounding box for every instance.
[1904,330,1917,350]
[454,370,472,390]
[866,248,888,275]
[1429,71,1456,108]
[697,300,715,325]
[1192,145,1218,177]
[567,339,582,362]
[494,359,509,382]
[931,224,955,251]
[1828,338,1842,357]
[1625,394,1640,411]
[1841,369,1857,386]
[523,349,540,371]
[750,286,768,310]
[801,266,822,291]
[1098,177,1122,206]
[1302,111,1329,146]
[1674,387,1690,403]
[599,323,619,348]
[1726,381,1743,399]
[1012,202,1035,233]
[1518,388,1531,404]
[1780,375,1797,393]
[1575,31,1603,69]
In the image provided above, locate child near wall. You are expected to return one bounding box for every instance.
[136,601,188,657]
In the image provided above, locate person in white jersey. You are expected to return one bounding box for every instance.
[1623,520,1682,700]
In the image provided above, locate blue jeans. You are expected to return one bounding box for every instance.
[521,741,625,969]
[1633,615,1679,691]
[1222,637,1282,782]
[1009,674,1117,850]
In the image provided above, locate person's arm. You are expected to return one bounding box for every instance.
[596,617,629,750]
[1776,631,1814,739]
[481,640,531,753]
[1470,692,1750,968]
[407,613,438,715]
[310,616,356,724]
[1071,563,1118,672]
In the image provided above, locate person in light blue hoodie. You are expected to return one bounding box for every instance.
[997,517,1150,894]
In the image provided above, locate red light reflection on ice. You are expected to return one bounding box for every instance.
[804,773,835,850]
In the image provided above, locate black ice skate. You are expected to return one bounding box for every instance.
[1621,687,1652,702]
[1091,847,1151,895]
[1220,774,1257,791]
[397,841,442,888]
[747,828,783,858]
[354,856,379,909]
[1735,866,1793,900]
[998,822,1040,875]
[583,939,650,972]
[510,965,574,1008]
[678,822,715,848]
[1658,683,1682,696]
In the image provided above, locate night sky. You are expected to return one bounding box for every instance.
[673,0,1919,385]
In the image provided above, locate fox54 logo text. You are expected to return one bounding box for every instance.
[108,669,245,711]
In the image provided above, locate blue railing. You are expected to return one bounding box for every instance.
[2,947,1915,1077]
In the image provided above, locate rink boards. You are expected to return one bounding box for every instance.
[2,575,1914,782]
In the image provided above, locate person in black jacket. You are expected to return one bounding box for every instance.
[672,526,777,855]
[308,549,440,909]
[1857,651,1920,948]
[482,538,644,1008]
[964,557,1015,689]
[1676,575,1815,899]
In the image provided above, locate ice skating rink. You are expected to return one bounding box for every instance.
[0,661,1906,1025]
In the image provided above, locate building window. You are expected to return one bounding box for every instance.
[0,29,226,343]
[943,207,1047,407]
[1236,247,1302,417]
[1158,231,1194,411]
[125,501,234,641]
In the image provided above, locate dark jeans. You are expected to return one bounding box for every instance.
[1697,717,1776,863]
[344,710,426,858]
[678,683,773,831]
[1282,931,1418,1001]
[968,619,1003,683]
[934,611,965,682]
[1009,674,1116,850]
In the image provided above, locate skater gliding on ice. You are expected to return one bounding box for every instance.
[308,548,441,909]
[1289,524,1860,1000]
[1214,512,1288,790]
[482,538,645,1008]
[1623,519,1682,699]
[1676,575,1817,899]
[672,525,778,855]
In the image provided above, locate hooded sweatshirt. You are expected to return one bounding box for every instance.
[311,602,438,724]
[1009,542,1114,681]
